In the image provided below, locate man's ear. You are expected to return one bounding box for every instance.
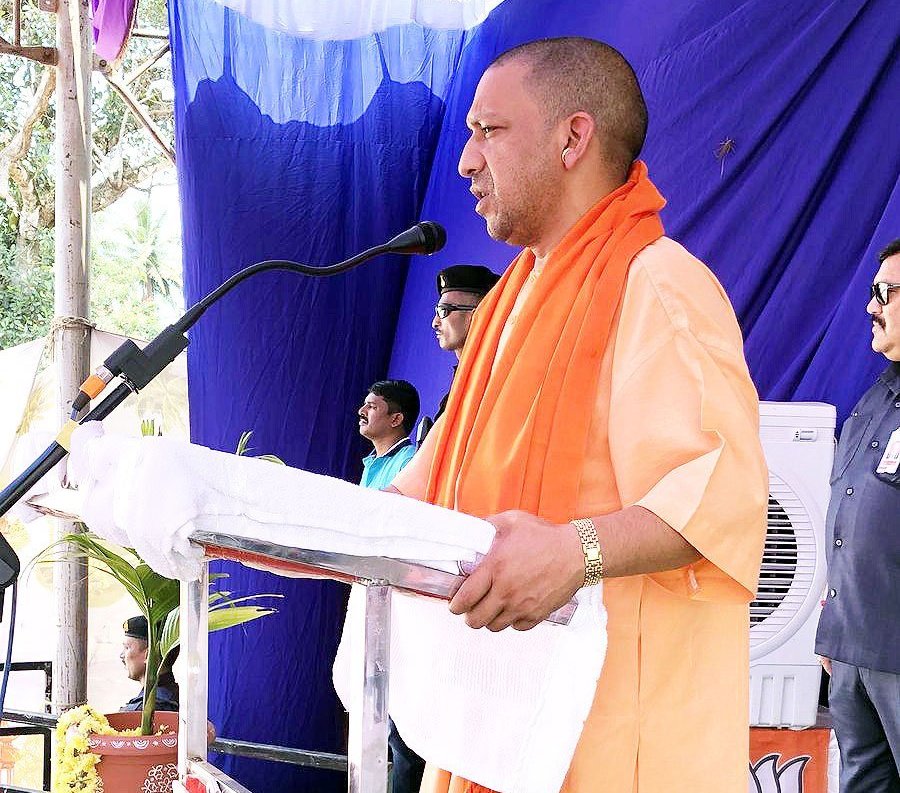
[390,412,404,428]
[561,111,596,169]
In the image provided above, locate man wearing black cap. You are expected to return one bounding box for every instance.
[120,615,179,713]
[432,264,501,419]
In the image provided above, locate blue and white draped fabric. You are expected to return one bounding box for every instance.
[169,1,900,789]
[169,2,508,789]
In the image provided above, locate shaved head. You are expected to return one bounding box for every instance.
[490,37,648,179]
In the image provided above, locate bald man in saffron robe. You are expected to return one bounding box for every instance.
[389,37,768,793]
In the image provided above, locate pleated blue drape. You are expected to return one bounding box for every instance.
[169,1,900,789]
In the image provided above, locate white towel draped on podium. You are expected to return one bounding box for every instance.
[67,423,607,793]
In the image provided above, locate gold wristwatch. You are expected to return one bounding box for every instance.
[571,518,604,586]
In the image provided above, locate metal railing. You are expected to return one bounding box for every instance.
[1,706,352,790]
[211,738,348,772]
[0,661,54,793]
[0,657,351,790]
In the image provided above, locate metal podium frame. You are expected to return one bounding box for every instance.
[176,531,576,793]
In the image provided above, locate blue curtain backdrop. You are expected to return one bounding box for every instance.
[390,0,900,420]
[169,0,900,790]
[168,1,465,789]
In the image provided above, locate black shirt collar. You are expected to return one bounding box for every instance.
[879,361,900,395]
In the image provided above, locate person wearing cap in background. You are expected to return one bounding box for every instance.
[120,615,179,713]
[432,265,501,419]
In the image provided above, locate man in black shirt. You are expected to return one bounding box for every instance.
[815,238,900,793]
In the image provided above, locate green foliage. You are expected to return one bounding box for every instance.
[91,192,183,341]
[1,0,181,349]
[235,431,286,465]
[0,231,53,347]
[35,532,279,735]
[30,425,285,734]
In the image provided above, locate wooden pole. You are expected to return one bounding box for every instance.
[52,0,91,712]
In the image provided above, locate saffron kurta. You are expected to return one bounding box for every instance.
[393,236,768,793]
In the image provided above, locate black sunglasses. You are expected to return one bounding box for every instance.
[870,282,900,306]
[435,302,478,319]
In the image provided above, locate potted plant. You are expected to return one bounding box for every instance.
[39,430,283,793]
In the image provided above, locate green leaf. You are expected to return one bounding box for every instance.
[208,605,276,632]
[209,593,282,610]
[134,563,179,627]
[235,431,253,456]
[157,597,278,660]
[33,533,146,608]
[158,609,180,662]
[255,454,286,465]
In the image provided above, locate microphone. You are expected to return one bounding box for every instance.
[67,221,447,415]
[1,220,451,528]
[385,221,447,255]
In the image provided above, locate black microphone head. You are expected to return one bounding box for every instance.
[385,221,447,255]
[418,221,447,255]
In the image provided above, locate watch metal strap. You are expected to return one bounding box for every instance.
[571,517,604,586]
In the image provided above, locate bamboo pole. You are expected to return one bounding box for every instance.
[124,43,170,85]
[52,0,92,712]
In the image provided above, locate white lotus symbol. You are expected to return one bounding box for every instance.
[749,753,810,793]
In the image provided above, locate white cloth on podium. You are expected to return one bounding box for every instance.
[68,422,609,793]
[66,423,494,580]
[333,584,606,793]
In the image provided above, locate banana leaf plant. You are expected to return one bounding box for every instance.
[35,429,284,735]
[37,533,280,734]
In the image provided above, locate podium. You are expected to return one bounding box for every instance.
[176,531,576,793]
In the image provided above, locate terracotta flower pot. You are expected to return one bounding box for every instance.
[88,711,179,793]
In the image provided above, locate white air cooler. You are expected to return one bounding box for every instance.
[750,401,835,728]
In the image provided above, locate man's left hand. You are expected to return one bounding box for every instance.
[449,510,584,632]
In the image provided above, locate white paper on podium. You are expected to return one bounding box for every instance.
[68,423,608,793]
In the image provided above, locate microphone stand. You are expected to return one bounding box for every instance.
[0,222,446,589]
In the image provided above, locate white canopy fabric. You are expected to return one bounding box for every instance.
[214,0,508,39]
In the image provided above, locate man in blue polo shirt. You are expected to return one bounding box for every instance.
[815,238,900,793]
[356,378,421,793]
[358,379,419,489]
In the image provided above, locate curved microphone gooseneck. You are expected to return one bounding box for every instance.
[0,221,447,585]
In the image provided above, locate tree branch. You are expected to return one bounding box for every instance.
[103,70,176,164]
[0,68,56,163]
[91,156,168,214]
[125,43,170,85]
[0,68,56,215]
